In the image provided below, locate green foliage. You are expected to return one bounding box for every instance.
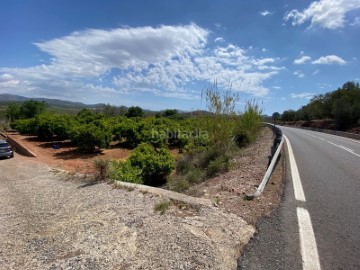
[126,106,144,118]
[235,100,263,145]
[35,113,75,139]
[110,143,175,186]
[161,109,182,119]
[5,103,21,122]
[5,100,46,122]
[70,123,112,152]
[201,82,240,152]
[206,155,230,178]
[169,85,263,192]
[20,100,46,119]
[281,81,360,130]
[75,108,102,124]
[281,109,297,122]
[128,143,175,186]
[110,159,143,184]
[272,112,280,121]
[11,118,38,134]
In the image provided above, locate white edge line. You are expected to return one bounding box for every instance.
[297,207,321,270]
[284,135,306,202]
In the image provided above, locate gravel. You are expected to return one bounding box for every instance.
[0,155,255,270]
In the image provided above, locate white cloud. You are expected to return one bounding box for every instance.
[284,0,360,29]
[312,55,346,65]
[291,92,315,99]
[262,48,267,52]
[260,10,272,16]
[0,24,282,100]
[293,56,312,64]
[293,70,305,78]
[0,73,14,82]
[214,37,224,43]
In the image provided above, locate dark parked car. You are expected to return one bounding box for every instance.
[0,140,14,158]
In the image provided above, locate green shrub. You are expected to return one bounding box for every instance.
[185,167,205,184]
[129,143,175,186]
[175,154,195,174]
[167,175,190,192]
[110,159,143,184]
[235,100,263,145]
[70,123,112,152]
[198,147,223,169]
[206,155,230,178]
[11,118,38,134]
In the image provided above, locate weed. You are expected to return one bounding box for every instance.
[94,159,111,181]
[167,175,190,192]
[154,200,170,215]
[206,155,229,178]
[185,167,205,184]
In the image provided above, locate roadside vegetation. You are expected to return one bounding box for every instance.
[274,81,360,132]
[4,84,263,189]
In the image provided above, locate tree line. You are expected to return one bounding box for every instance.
[274,81,360,130]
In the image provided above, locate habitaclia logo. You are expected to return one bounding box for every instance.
[151,128,209,142]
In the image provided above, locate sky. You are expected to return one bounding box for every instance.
[0,0,359,114]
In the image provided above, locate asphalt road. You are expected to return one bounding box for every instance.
[238,126,360,270]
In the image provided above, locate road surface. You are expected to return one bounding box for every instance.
[238,126,360,270]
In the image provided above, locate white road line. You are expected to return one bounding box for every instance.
[290,127,360,145]
[284,135,306,202]
[297,207,322,270]
[300,131,360,158]
[326,141,360,158]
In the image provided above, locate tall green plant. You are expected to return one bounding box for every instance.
[235,100,263,145]
[201,81,240,152]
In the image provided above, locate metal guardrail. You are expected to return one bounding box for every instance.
[253,123,284,198]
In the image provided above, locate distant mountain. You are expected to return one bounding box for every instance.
[0,94,29,102]
[0,93,105,109]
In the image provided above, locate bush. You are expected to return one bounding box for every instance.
[176,154,195,174]
[167,175,190,192]
[110,159,143,184]
[185,167,205,184]
[70,123,112,152]
[129,143,175,186]
[206,155,229,178]
[235,100,263,145]
[11,118,38,134]
[94,159,111,181]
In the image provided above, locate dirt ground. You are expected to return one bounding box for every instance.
[5,133,132,173]
[5,133,181,174]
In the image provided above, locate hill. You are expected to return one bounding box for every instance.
[0,93,104,109]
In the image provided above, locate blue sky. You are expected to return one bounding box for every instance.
[0,0,359,114]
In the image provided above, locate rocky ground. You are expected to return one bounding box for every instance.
[0,127,284,269]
